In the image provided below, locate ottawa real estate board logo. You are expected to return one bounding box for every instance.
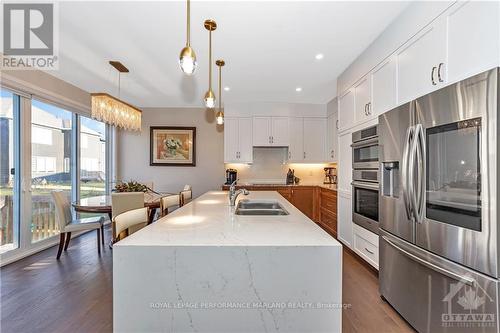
[2,2,58,70]
[442,277,496,330]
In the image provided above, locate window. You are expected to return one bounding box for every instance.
[31,100,73,243]
[80,116,106,199]
[32,126,52,145]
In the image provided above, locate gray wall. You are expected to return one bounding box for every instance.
[116,108,224,197]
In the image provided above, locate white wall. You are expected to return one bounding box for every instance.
[117,107,224,197]
[225,101,327,118]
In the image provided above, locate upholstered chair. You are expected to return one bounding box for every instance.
[51,191,104,260]
[113,207,149,242]
[111,192,145,242]
[159,194,181,217]
[179,185,192,207]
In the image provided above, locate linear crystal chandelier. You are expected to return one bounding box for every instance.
[91,61,142,131]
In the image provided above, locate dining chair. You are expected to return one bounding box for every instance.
[111,192,145,242]
[180,185,192,207]
[159,194,180,217]
[113,207,149,242]
[51,191,104,260]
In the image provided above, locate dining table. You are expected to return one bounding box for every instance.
[72,191,173,225]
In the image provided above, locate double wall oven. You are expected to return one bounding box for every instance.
[351,126,379,234]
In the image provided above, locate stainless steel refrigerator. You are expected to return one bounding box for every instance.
[378,68,499,333]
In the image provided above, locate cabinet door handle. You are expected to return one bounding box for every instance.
[364,247,374,255]
[368,102,372,115]
[431,66,437,85]
[303,152,306,159]
[437,63,444,83]
[288,151,291,159]
[336,120,339,129]
[271,136,274,144]
[364,104,368,116]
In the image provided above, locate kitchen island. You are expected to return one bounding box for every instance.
[113,191,342,333]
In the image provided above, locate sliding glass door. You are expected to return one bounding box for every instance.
[0,88,111,263]
[0,89,20,254]
[30,99,73,243]
[80,116,107,199]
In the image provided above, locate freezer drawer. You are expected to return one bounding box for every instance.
[379,230,499,333]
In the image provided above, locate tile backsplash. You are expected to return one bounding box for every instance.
[225,147,335,184]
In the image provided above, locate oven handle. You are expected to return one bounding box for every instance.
[382,235,475,287]
[351,137,378,148]
[351,181,379,191]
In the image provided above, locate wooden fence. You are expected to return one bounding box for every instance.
[0,194,59,245]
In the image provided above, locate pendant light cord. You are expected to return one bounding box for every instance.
[218,64,222,110]
[209,31,212,89]
[186,0,190,46]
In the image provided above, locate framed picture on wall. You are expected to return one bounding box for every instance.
[150,126,196,166]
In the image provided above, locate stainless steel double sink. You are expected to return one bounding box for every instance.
[235,199,289,215]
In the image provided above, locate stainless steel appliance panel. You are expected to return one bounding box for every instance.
[414,69,498,278]
[378,102,415,243]
[352,169,379,183]
[352,126,379,170]
[380,229,499,333]
[352,180,379,234]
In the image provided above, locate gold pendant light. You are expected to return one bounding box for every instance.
[91,61,142,131]
[179,0,197,75]
[204,19,217,108]
[215,59,225,125]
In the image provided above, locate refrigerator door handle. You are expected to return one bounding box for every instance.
[402,126,414,220]
[414,124,426,223]
[382,235,475,286]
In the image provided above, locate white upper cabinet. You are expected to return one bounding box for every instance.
[224,118,239,163]
[288,117,326,163]
[446,1,500,84]
[338,89,355,131]
[397,21,447,105]
[288,118,304,162]
[252,116,289,146]
[238,118,253,163]
[271,117,290,146]
[252,117,271,146]
[354,75,372,123]
[224,117,253,163]
[303,118,326,162]
[372,56,397,115]
[326,111,338,163]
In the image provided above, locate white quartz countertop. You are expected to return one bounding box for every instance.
[115,191,341,247]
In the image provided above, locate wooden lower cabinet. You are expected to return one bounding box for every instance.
[318,188,338,237]
[221,185,337,237]
[290,186,316,220]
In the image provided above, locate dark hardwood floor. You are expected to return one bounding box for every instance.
[1,227,413,333]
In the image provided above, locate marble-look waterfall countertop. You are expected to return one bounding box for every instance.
[114,191,341,247]
[114,191,343,333]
